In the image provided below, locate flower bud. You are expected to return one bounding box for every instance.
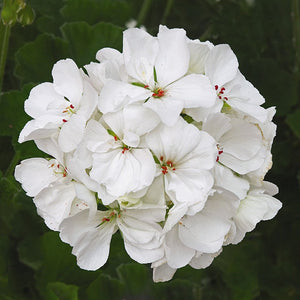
[17,4,35,26]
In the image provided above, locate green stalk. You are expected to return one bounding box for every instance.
[137,0,153,27]
[161,0,174,24]
[0,21,11,93]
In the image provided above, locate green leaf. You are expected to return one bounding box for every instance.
[47,282,79,300]
[61,0,134,26]
[0,84,33,138]
[214,242,260,300]
[286,109,300,139]
[117,263,151,296]
[86,273,125,300]
[14,33,69,85]
[247,59,297,116]
[60,22,123,67]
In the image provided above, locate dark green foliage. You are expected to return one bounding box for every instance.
[0,0,299,299]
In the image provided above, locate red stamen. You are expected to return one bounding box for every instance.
[70,104,74,109]
[224,97,228,101]
[114,136,118,141]
[218,150,223,155]
[218,96,222,99]
[166,160,173,167]
[62,119,68,122]
[215,85,218,90]
[102,217,110,222]
[122,147,129,154]
[57,164,60,168]
[216,156,220,162]
[144,85,149,89]
[160,156,164,161]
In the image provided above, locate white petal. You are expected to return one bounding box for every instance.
[14,158,58,197]
[227,98,268,123]
[96,47,122,62]
[18,118,60,143]
[34,183,76,230]
[213,164,250,200]
[123,28,158,83]
[52,59,83,107]
[233,193,282,244]
[123,104,160,137]
[144,97,183,126]
[155,25,189,86]
[35,137,64,163]
[189,251,221,269]
[124,239,164,264]
[205,44,238,87]
[188,40,212,74]
[90,148,156,197]
[98,80,150,113]
[167,74,216,108]
[152,263,177,282]
[166,169,213,210]
[77,80,98,120]
[221,118,262,160]
[202,113,232,142]
[165,225,195,268]
[179,212,231,253]
[85,119,114,153]
[73,227,114,270]
[58,114,86,152]
[24,82,65,118]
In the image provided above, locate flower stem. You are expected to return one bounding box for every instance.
[137,0,153,27]
[161,0,174,24]
[0,21,11,93]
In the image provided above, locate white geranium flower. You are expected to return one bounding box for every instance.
[15,157,97,231]
[99,25,216,126]
[152,190,238,281]
[83,106,158,200]
[205,45,267,122]
[18,59,98,152]
[59,203,165,270]
[146,118,216,214]
[14,157,69,197]
[230,184,282,244]
[203,113,265,174]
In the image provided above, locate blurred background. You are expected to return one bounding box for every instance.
[0,0,299,299]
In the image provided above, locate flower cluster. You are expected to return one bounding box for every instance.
[15,25,281,282]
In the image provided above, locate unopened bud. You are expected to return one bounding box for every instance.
[17,4,35,26]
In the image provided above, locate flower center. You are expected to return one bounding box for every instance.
[216,143,223,162]
[62,104,76,123]
[101,210,120,224]
[49,162,67,177]
[152,88,165,98]
[215,85,228,101]
[159,156,176,175]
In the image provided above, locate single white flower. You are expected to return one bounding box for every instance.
[230,184,282,244]
[18,59,98,152]
[202,113,265,174]
[99,25,216,126]
[145,118,216,214]
[83,106,158,200]
[59,204,165,270]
